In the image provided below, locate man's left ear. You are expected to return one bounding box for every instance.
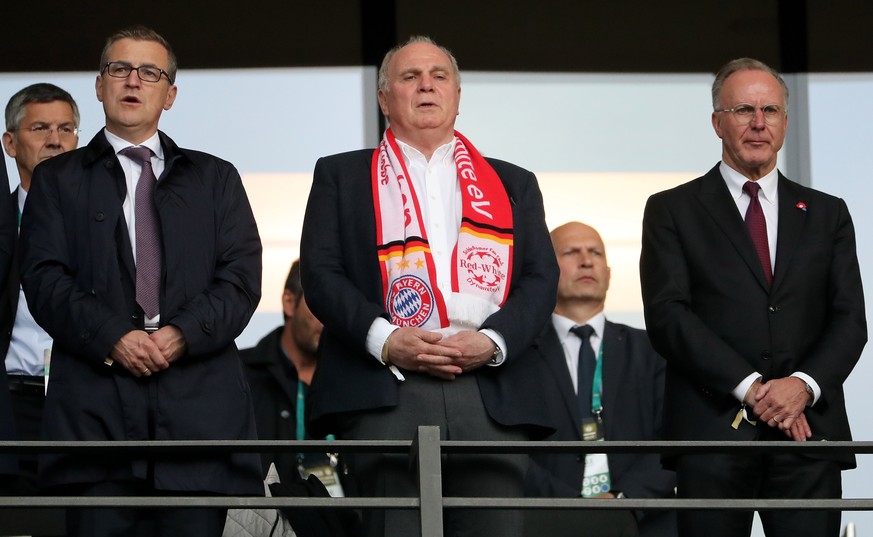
[163,85,178,111]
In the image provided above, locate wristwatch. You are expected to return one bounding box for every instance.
[804,381,814,406]
[490,346,504,365]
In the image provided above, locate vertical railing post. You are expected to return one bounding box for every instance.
[412,426,443,537]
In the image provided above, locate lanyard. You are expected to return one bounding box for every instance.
[296,380,306,441]
[591,342,604,417]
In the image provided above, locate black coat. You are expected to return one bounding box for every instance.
[640,164,867,468]
[524,320,677,537]
[300,148,559,438]
[240,327,302,478]
[0,164,15,476]
[20,129,264,494]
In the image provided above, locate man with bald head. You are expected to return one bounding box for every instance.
[524,222,676,537]
[301,36,558,537]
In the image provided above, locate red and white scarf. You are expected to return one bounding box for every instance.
[372,129,514,331]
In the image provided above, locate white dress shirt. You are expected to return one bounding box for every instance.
[720,161,820,405]
[6,187,53,377]
[365,137,507,378]
[104,129,165,326]
[552,311,605,394]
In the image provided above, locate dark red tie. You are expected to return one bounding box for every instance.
[743,181,772,286]
[121,146,163,318]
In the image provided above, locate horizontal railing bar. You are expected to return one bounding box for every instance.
[0,440,412,454]
[3,440,873,455]
[0,497,419,509]
[3,497,873,511]
[442,498,873,511]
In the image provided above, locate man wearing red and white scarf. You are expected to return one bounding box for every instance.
[301,36,558,537]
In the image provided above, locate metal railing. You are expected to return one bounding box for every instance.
[2,427,872,537]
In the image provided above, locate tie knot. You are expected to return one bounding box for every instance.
[571,324,594,340]
[120,145,152,164]
[743,181,761,198]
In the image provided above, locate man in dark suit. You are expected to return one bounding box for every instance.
[0,142,16,483]
[524,222,676,537]
[640,58,867,537]
[241,259,327,487]
[1,82,80,536]
[19,26,264,537]
[301,36,558,537]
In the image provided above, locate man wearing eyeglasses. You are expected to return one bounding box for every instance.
[0,82,79,536]
[640,58,866,537]
[19,26,263,537]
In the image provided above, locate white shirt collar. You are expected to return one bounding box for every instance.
[720,161,778,206]
[552,310,606,342]
[396,137,456,167]
[104,129,164,161]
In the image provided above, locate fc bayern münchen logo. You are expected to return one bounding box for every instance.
[387,275,433,327]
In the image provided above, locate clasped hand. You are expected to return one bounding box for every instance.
[383,327,496,380]
[109,326,187,378]
[744,377,812,441]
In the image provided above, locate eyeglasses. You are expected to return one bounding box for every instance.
[18,123,79,139]
[716,104,786,125]
[102,61,173,84]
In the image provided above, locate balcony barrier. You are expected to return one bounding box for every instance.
[2,426,872,537]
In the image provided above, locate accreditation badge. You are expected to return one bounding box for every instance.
[299,454,346,497]
[580,417,612,498]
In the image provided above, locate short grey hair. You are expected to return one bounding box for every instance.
[5,83,80,132]
[712,58,789,111]
[378,35,461,92]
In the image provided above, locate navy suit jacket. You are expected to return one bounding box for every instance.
[300,148,559,438]
[524,320,677,536]
[640,164,867,468]
[20,130,264,493]
[0,164,15,476]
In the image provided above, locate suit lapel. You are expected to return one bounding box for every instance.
[84,132,135,283]
[696,165,771,290]
[537,322,584,439]
[600,322,625,439]
[773,175,806,290]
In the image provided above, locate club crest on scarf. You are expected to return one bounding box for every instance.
[372,129,514,330]
[387,275,434,326]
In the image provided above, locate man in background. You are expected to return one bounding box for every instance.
[0,82,79,536]
[525,222,676,537]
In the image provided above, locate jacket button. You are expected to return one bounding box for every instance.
[768,305,779,313]
[280,410,291,419]
[95,212,105,221]
[80,331,90,340]
[104,160,115,169]
[132,313,140,320]
[762,352,772,360]
[203,322,213,332]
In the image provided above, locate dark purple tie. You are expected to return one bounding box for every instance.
[121,146,162,318]
[571,324,596,420]
[743,181,772,286]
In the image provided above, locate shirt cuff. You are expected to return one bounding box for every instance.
[733,372,762,403]
[366,317,404,380]
[479,328,507,366]
[791,372,820,405]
